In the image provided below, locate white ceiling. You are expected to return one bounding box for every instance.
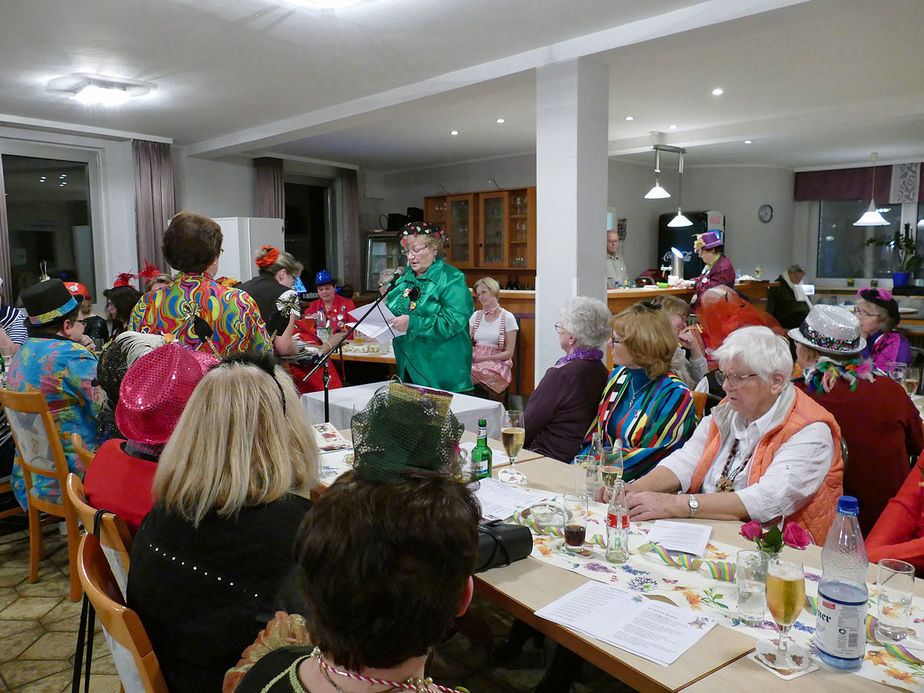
[1,0,922,173]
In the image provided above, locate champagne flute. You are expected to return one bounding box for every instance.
[765,557,807,670]
[498,409,527,485]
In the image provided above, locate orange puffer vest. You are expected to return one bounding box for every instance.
[689,385,844,544]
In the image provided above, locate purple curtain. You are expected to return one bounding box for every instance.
[794,165,893,202]
[254,158,285,218]
[340,169,362,289]
[0,147,11,303]
[132,140,175,275]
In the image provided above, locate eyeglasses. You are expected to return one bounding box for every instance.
[554,322,563,334]
[715,370,761,387]
[77,318,92,326]
[855,308,878,318]
[402,246,430,257]
[609,335,624,347]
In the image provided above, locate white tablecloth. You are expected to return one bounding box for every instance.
[300,381,505,438]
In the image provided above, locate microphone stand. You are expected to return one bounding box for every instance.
[302,284,397,423]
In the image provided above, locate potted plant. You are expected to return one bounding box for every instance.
[864,224,918,287]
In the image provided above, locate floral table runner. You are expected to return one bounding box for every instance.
[516,496,924,690]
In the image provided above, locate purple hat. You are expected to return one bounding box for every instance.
[694,231,724,250]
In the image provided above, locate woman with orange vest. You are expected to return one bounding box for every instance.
[624,325,844,544]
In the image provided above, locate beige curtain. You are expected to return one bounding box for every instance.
[254,157,285,218]
[132,140,175,274]
[0,146,11,303]
[340,169,361,289]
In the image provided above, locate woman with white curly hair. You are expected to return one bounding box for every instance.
[523,296,611,462]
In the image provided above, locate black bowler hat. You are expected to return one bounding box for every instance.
[21,279,78,325]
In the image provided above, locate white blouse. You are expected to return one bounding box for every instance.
[469,309,518,347]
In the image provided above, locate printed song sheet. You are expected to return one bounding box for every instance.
[534,582,716,666]
[472,478,553,520]
[646,520,712,557]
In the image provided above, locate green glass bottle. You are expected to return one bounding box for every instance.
[471,418,493,480]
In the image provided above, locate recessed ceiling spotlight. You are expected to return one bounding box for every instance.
[625,116,635,121]
[711,87,724,96]
[450,130,459,136]
[495,118,505,124]
[744,139,753,145]
[668,124,677,130]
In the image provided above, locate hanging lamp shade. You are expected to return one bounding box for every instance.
[853,152,889,227]
[644,148,671,199]
[668,151,692,227]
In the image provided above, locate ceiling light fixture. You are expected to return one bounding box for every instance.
[853,152,889,227]
[744,139,753,145]
[667,150,693,228]
[668,124,677,130]
[495,118,505,124]
[644,146,671,200]
[294,0,363,8]
[711,87,724,96]
[625,115,635,121]
[449,130,459,136]
[46,74,156,107]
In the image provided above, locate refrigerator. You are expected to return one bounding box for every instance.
[365,230,405,292]
[657,210,725,280]
[212,217,285,283]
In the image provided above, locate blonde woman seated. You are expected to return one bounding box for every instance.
[582,302,697,481]
[643,295,707,389]
[470,276,518,399]
[127,352,319,693]
[627,326,844,543]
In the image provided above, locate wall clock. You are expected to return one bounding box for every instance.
[758,204,773,223]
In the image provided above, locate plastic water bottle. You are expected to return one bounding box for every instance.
[814,495,869,671]
[606,480,629,564]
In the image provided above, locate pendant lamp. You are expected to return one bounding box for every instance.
[667,151,692,227]
[853,152,889,226]
[644,148,671,199]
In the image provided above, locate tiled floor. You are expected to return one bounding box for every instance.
[0,514,629,693]
[0,518,120,693]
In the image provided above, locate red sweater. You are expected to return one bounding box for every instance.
[867,456,924,576]
[795,376,923,536]
[83,439,158,533]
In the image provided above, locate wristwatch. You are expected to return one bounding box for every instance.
[688,494,699,518]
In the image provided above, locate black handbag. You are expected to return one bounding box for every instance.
[474,519,533,573]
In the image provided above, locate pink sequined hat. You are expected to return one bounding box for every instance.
[116,343,218,446]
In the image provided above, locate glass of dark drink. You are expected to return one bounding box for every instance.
[562,493,588,548]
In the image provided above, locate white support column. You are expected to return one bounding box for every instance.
[535,58,610,384]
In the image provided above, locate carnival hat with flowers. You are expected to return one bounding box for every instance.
[398,221,447,247]
[21,278,78,326]
[256,245,280,270]
[788,304,866,356]
[63,281,91,302]
[350,382,463,483]
[857,287,901,326]
[693,230,724,251]
[116,343,218,447]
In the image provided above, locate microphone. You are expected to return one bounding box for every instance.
[380,267,405,291]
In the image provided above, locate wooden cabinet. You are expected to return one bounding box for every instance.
[424,186,536,283]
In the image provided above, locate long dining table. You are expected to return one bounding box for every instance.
[474,455,923,692]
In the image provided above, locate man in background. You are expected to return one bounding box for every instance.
[605,230,629,288]
[767,263,812,329]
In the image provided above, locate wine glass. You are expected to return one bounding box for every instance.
[755,265,762,279]
[764,557,808,671]
[497,409,527,485]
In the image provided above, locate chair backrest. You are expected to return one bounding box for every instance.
[65,473,133,586]
[691,390,707,420]
[0,388,73,514]
[72,432,96,471]
[78,533,169,693]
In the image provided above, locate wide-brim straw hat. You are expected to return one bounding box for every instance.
[788,304,866,356]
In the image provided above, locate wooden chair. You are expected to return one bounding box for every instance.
[72,432,96,471]
[691,391,708,420]
[0,389,82,600]
[77,533,169,693]
[65,473,133,593]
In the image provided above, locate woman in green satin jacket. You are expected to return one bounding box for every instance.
[385,222,474,393]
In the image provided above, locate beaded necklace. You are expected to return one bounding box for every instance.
[716,438,753,492]
[312,648,467,693]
